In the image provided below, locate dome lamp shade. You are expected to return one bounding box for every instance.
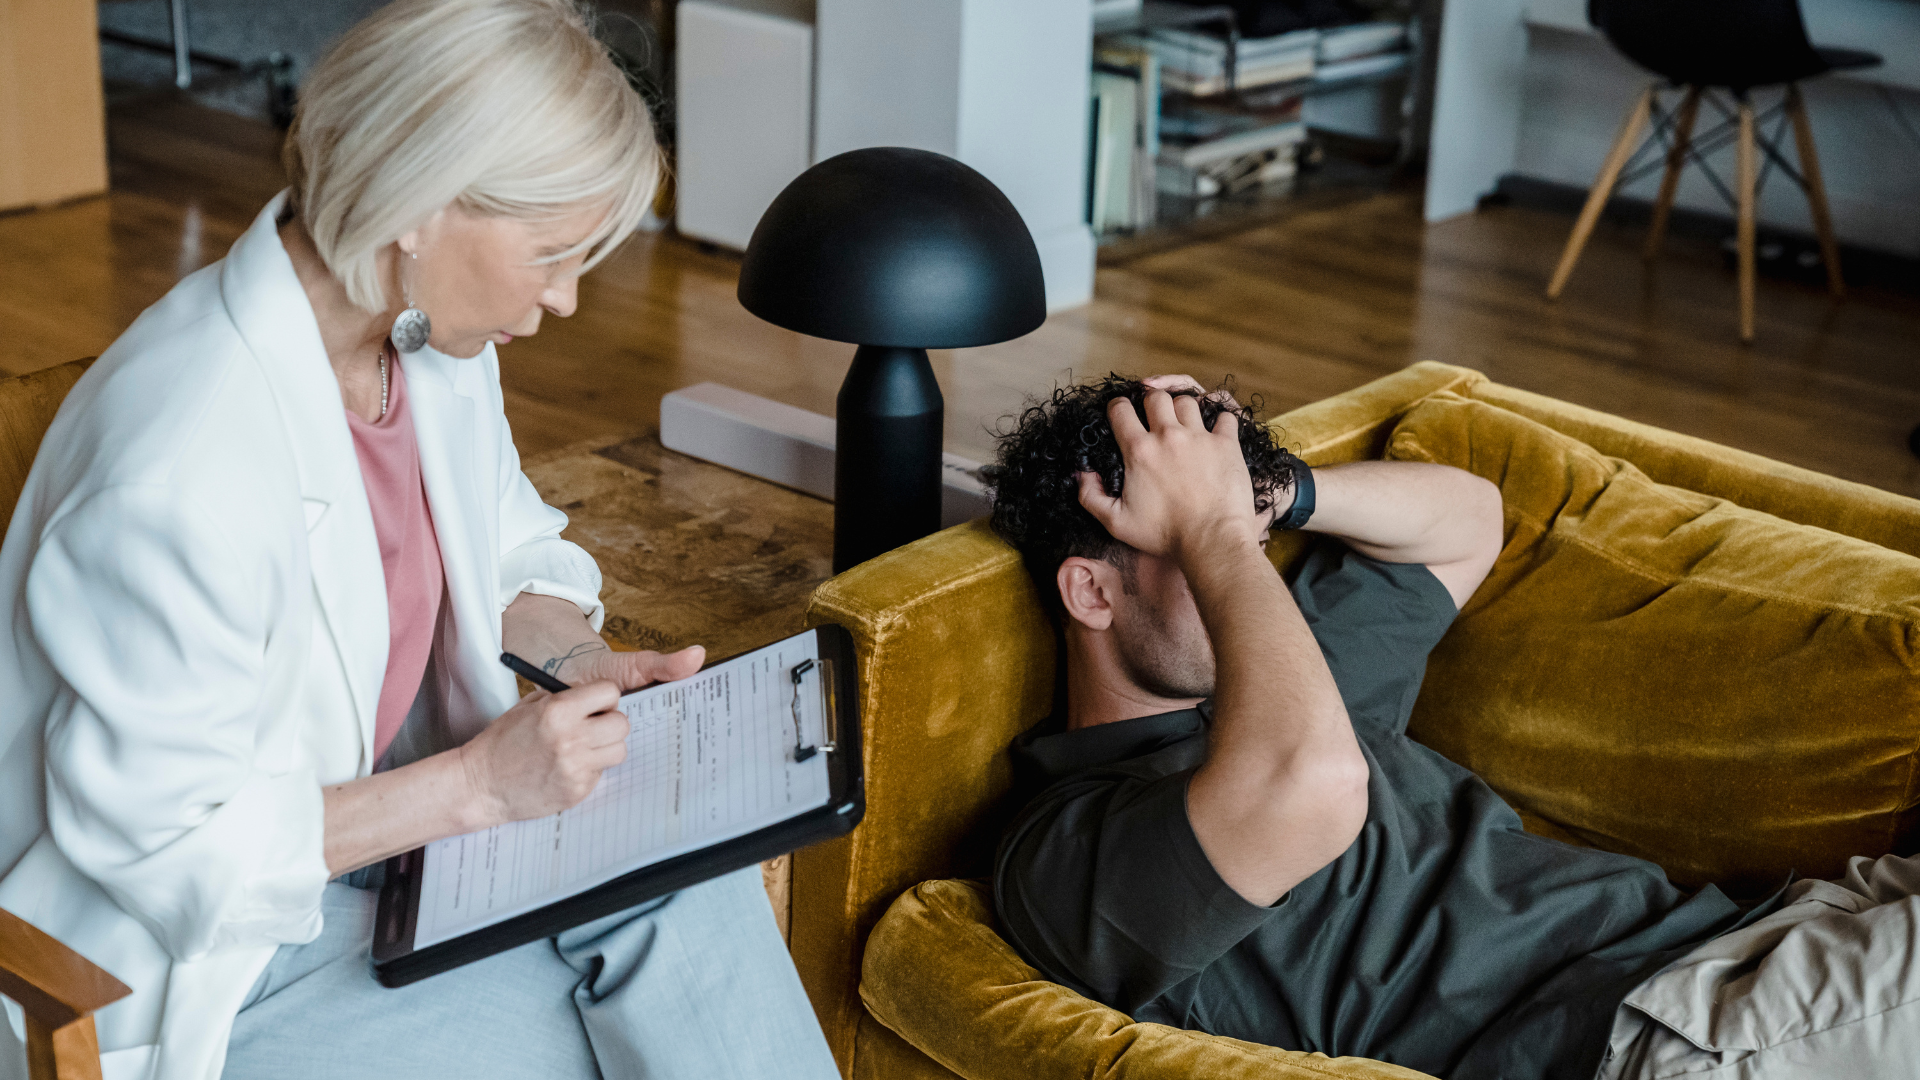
[737,148,1047,571]
[738,147,1046,348]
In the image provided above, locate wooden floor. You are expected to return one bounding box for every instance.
[7,93,1918,497]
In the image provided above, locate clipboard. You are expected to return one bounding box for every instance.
[371,623,862,987]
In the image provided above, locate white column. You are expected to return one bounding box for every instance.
[814,0,1096,311]
[1422,0,1528,222]
[675,0,816,250]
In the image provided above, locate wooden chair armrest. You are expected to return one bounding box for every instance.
[0,907,129,1028]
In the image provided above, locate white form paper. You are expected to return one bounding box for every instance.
[411,633,833,948]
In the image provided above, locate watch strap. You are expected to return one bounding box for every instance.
[1272,452,1314,531]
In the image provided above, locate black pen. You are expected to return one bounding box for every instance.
[501,651,571,693]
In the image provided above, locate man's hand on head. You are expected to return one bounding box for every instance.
[1075,389,1266,563]
[1140,373,1232,402]
[1134,376,1295,528]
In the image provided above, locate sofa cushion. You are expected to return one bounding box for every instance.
[860,878,1438,1080]
[1386,393,1920,898]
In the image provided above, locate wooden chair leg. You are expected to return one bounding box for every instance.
[24,1015,105,1080]
[1737,97,1757,343]
[1786,84,1845,298]
[1548,85,1654,299]
[1644,86,1702,261]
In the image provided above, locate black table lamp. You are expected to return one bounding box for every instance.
[738,147,1046,572]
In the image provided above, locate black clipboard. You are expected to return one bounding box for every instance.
[371,623,862,987]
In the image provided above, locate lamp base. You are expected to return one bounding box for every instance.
[835,345,943,572]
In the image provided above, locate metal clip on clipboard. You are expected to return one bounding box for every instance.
[790,658,838,762]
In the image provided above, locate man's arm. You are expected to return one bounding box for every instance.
[1137,375,1504,610]
[1079,392,1368,907]
[1302,462,1504,611]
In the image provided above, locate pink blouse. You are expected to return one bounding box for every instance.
[345,359,446,763]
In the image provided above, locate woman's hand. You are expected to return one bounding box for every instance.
[323,616,706,873]
[565,645,706,693]
[462,591,707,827]
[500,592,706,692]
[457,682,631,826]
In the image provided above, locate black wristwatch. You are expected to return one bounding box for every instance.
[1271,451,1315,531]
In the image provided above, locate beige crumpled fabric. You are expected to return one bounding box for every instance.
[1598,852,1920,1079]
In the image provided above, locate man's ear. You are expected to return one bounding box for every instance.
[1057,556,1118,632]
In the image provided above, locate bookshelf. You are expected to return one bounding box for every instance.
[1089,0,1421,242]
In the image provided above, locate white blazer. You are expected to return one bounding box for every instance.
[0,194,605,1080]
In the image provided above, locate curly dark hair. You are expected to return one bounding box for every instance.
[982,374,1298,613]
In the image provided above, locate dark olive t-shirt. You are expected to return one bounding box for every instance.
[994,541,1769,1080]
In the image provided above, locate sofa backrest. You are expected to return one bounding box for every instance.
[1466,381,1920,559]
[1391,391,1920,898]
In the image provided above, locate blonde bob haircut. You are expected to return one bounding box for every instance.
[284,0,661,313]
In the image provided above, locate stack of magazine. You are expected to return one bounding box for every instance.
[1315,21,1410,84]
[1153,26,1319,96]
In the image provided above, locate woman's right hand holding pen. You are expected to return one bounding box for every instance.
[457,682,630,828]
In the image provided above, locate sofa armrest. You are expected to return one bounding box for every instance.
[797,520,1059,1072]
[1269,361,1484,466]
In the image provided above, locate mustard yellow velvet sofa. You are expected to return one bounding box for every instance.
[789,360,1920,1080]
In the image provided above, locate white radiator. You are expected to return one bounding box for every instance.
[660,382,992,528]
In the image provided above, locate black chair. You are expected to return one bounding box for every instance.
[1545,0,1880,342]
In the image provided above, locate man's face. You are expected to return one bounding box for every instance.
[1107,551,1216,700]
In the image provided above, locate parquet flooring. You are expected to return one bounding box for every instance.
[6,92,1917,497]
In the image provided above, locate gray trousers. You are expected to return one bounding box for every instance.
[221,865,838,1080]
[1600,852,1920,1079]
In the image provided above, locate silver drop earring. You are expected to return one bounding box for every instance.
[390,249,432,353]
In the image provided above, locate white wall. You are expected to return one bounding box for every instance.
[814,0,1096,310]
[813,0,964,155]
[955,0,1096,312]
[1424,0,1528,221]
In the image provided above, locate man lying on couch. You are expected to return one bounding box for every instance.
[986,374,1920,1080]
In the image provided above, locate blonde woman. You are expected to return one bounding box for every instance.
[0,2,837,1078]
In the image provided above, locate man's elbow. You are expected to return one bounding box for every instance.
[1464,473,1504,554]
[1312,747,1371,852]
[1190,741,1370,904]
[1426,472,1505,609]
[1268,744,1369,864]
